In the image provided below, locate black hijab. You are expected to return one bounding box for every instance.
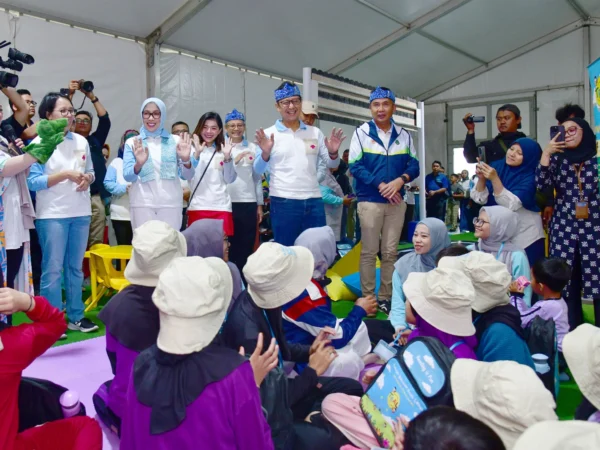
[560,117,597,164]
[134,342,246,435]
[473,304,525,343]
[98,285,159,353]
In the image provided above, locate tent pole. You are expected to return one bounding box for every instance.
[418,102,426,221]
[146,38,160,98]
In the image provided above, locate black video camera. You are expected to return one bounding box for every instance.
[0,41,35,88]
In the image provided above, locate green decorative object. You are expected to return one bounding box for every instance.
[24,118,68,164]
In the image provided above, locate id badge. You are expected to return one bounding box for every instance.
[576,201,589,219]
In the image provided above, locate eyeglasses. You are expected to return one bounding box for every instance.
[75,119,91,125]
[279,99,301,108]
[565,126,581,136]
[25,100,37,106]
[142,111,161,119]
[473,218,489,226]
[227,124,245,129]
[58,108,75,117]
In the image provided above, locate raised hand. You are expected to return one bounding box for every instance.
[239,333,279,387]
[133,137,149,167]
[176,132,192,163]
[221,137,235,160]
[477,161,498,181]
[324,128,346,155]
[543,132,566,157]
[192,134,206,159]
[255,128,275,157]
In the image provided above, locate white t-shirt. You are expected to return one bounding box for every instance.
[107,158,131,221]
[0,152,30,249]
[228,143,263,204]
[188,149,235,212]
[33,132,93,219]
[257,122,339,200]
[126,135,184,209]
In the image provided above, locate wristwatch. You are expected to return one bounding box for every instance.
[91,97,99,104]
[401,174,410,184]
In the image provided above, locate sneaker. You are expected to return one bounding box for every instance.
[68,318,99,333]
[377,299,392,315]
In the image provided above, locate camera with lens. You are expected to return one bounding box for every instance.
[466,115,485,124]
[61,79,94,96]
[0,41,35,88]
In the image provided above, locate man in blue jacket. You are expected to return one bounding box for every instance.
[349,86,420,314]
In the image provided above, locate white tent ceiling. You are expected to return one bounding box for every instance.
[1,0,599,99]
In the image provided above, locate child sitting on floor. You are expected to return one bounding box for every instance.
[403,268,478,359]
[510,257,570,352]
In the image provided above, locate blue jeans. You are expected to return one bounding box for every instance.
[270,196,326,246]
[36,216,90,323]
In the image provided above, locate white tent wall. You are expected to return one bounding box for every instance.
[0,11,146,157]
[421,29,595,173]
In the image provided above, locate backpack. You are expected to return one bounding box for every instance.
[524,316,559,398]
[259,367,295,450]
[360,337,456,449]
[18,377,87,432]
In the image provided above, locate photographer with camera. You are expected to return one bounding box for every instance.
[68,80,111,247]
[0,86,35,142]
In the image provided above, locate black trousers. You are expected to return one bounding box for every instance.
[426,199,445,221]
[364,319,395,344]
[229,202,258,280]
[290,376,363,421]
[112,220,133,246]
[5,246,24,326]
[400,204,415,242]
[29,228,42,295]
[565,244,600,328]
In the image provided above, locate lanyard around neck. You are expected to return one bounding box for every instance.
[262,311,284,369]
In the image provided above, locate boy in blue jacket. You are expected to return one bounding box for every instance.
[349,86,420,314]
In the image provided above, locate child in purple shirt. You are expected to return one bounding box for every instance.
[510,257,571,351]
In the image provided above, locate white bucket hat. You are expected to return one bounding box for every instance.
[403,268,476,336]
[513,420,600,450]
[451,359,557,450]
[124,220,187,287]
[152,256,233,355]
[243,242,314,309]
[302,100,319,117]
[563,323,600,410]
[438,251,512,313]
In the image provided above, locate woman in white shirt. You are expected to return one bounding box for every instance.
[0,136,38,329]
[224,109,263,274]
[472,137,545,268]
[27,92,98,333]
[104,129,138,245]
[123,98,194,230]
[187,112,237,235]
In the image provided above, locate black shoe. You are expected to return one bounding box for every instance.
[377,299,391,315]
[68,318,99,333]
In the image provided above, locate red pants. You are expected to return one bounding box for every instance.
[15,416,102,450]
[187,210,234,236]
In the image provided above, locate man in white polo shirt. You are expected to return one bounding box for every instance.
[349,86,420,314]
[254,82,345,245]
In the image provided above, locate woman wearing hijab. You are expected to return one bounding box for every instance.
[537,117,600,327]
[470,205,532,306]
[104,129,139,245]
[320,169,351,242]
[93,221,187,436]
[120,256,273,450]
[389,218,451,334]
[182,219,243,308]
[473,137,545,267]
[290,227,375,380]
[123,98,194,230]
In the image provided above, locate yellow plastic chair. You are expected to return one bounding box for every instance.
[85,243,110,306]
[84,249,130,312]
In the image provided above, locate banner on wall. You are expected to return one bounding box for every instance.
[589,57,600,157]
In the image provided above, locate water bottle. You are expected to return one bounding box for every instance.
[60,391,82,418]
[532,353,550,375]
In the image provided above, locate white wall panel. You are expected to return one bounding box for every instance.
[160,53,244,132]
[423,103,447,170]
[536,86,582,146]
[429,30,584,102]
[0,12,146,160]
[243,73,281,137]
